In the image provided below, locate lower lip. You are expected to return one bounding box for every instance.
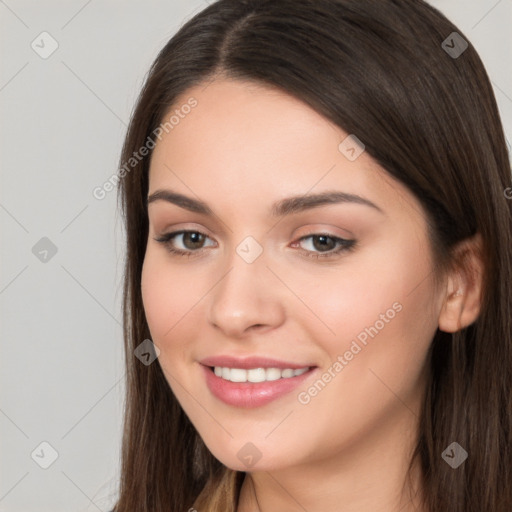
[201,364,316,408]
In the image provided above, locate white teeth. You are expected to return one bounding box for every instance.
[248,368,266,383]
[265,368,281,381]
[212,366,310,383]
[229,368,247,383]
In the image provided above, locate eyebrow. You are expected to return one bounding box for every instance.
[146,189,384,216]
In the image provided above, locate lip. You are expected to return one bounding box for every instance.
[199,355,314,370]
[200,362,318,408]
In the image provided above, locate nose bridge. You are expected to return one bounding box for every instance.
[207,243,285,335]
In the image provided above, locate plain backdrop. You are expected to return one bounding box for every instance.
[1,1,511,510]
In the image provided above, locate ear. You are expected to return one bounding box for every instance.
[438,232,484,333]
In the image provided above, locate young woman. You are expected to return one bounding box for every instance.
[112,0,512,510]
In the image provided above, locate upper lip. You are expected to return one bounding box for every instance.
[200,355,315,370]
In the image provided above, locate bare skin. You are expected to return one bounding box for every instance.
[141,78,483,512]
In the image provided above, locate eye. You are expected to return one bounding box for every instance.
[154,230,356,260]
[292,233,356,259]
[153,230,215,257]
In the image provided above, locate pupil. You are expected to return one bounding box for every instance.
[313,235,334,252]
[185,232,204,249]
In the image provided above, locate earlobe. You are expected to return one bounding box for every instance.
[437,233,484,333]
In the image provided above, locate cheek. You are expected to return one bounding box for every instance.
[140,252,193,348]
[141,254,168,338]
[140,250,216,377]
[294,232,436,384]
[285,243,422,342]
[282,253,435,460]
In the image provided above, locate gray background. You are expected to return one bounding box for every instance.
[1,1,511,511]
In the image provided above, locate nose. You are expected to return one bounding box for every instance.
[207,252,286,338]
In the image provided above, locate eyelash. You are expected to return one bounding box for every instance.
[153,230,356,260]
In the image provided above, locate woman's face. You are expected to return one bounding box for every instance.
[141,78,444,472]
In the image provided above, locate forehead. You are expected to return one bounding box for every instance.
[148,79,425,227]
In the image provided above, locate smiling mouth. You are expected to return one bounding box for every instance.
[208,365,312,383]
[201,363,318,408]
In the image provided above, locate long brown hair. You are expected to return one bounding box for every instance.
[114,1,512,510]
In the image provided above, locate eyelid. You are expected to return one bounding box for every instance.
[293,223,355,239]
[151,221,215,238]
[292,233,356,258]
[152,225,351,247]
[154,228,356,260]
